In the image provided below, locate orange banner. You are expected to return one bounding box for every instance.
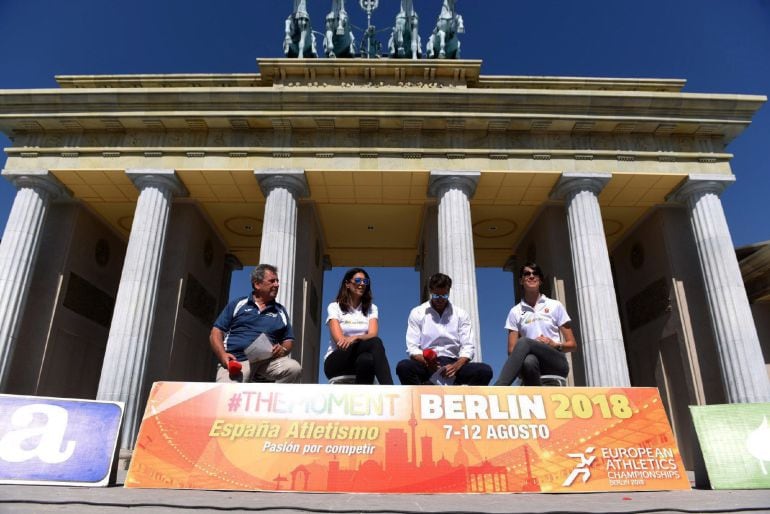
[125,383,689,493]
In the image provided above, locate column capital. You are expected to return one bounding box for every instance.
[2,170,69,200]
[224,253,243,273]
[254,168,309,199]
[669,174,735,203]
[126,169,188,197]
[428,170,480,199]
[503,255,517,272]
[551,172,611,200]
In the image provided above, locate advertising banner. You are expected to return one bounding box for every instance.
[0,394,123,486]
[126,383,689,493]
[690,403,770,490]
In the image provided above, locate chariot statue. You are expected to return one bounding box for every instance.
[361,25,382,58]
[388,0,421,59]
[284,0,318,58]
[324,0,356,58]
[427,0,464,59]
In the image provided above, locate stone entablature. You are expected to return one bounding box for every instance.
[4,129,734,171]
[55,62,683,92]
[1,60,761,148]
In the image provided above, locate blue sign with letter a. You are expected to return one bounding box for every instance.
[0,394,123,486]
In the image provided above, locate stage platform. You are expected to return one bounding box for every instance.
[0,471,768,514]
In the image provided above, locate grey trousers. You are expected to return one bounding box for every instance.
[215,355,302,383]
[493,337,569,386]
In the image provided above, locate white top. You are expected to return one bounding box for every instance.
[504,294,571,342]
[405,301,475,361]
[324,302,378,360]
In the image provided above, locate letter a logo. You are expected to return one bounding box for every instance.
[0,404,76,464]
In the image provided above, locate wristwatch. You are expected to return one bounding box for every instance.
[556,342,564,352]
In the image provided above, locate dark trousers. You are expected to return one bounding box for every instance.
[324,337,394,385]
[493,337,569,386]
[396,356,493,386]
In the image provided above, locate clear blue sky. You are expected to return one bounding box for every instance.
[0,1,768,383]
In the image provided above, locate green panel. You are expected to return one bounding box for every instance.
[690,403,770,489]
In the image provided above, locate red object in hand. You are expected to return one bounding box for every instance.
[423,348,437,364]
[227,360,242,376]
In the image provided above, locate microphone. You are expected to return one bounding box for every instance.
[228,360,242,377]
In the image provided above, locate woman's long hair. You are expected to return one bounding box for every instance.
[335,268,373,315]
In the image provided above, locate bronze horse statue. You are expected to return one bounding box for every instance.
[427,0,464,59]
[324,0,356,58]
[284,0,318,58]
[388,0,421,59]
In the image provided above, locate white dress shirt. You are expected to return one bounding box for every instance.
[405,301,475,360]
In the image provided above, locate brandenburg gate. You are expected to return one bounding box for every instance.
[0,2,767,467]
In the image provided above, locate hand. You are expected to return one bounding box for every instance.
[337,336,357,350]
[412,353,437,372]
[442,359,466,378]
[271,344,289,358]
[227,360,242,377]
[536,335,555,347]
[422,349,439,372]
[222,353,237,367]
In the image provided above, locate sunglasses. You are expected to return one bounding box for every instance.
[521,271,540,278]
[430,293,449,300]
[351,277,370,285]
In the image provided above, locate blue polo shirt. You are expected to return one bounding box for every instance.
[213,295,294,362]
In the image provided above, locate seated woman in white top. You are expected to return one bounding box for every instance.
[324,268,393,384]
[494,262,577,386]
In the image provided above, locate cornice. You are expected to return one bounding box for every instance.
[0,91,762,145]
[476,75,686,92]
[0,61,764,146]
[56,74,262,89]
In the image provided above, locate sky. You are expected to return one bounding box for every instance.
[0,0,768,383]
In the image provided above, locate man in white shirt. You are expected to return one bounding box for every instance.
[396,273,493,385]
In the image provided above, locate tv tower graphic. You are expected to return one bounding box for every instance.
[408,395,418,465]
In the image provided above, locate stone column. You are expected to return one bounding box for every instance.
[672,175,770,403]
[97,169,186,448]
[428,171,482,360]
[0,172,67,390]
[218,253,243,312]
[254,169,309,314]
[553,172,630,387]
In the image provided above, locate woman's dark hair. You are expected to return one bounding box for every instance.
[335,268,373,315]
[519,262,544,279]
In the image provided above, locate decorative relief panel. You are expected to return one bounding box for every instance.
[62,272,116,328]
[625,277,670,331]
[13,128,727,159]
[183,273,218,326]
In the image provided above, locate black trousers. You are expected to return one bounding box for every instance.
[396,356,493,386]
[324,337,394,385]
[493,337,569,386]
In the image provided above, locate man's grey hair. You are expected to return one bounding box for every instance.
[251,264,278,285]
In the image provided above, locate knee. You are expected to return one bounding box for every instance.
[367,337,386,353]
[522,354,540,374]
[519,337,538,350]
[356,352,375,371]
[396,359,413,375]
[285,358,302,380]
[479,364,493,384]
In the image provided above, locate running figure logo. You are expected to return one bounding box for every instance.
[562,447,596,487]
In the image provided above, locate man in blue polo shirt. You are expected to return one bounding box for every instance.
[210,263,301,383]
